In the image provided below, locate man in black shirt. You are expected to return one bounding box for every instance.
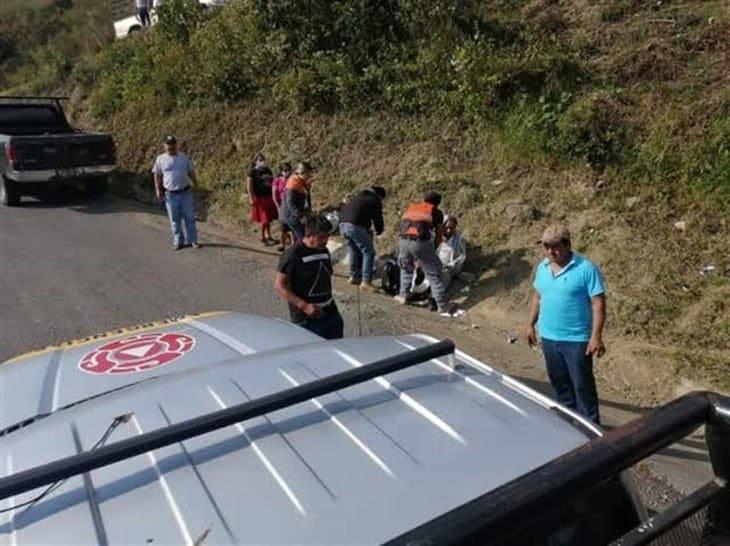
[338,186,386,291]
[275,214,344,339]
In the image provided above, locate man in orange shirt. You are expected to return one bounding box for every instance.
[396,191,453,314]
[281,162,314,241]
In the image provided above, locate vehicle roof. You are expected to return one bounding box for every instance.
[0,312,595,545]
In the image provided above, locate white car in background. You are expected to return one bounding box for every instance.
[113,0,227,39]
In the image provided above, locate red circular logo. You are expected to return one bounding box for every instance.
[78,332,195,375]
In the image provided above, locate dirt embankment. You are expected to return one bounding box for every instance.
[93,101,728,407]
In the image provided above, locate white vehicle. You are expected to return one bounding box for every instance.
[113,0,227,39]
[1,312,728,544]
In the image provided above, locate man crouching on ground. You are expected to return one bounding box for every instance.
[275,214,344,339]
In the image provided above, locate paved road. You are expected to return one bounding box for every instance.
[0,193,714,513]
[0,195,292,362]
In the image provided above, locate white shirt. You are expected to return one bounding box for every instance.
[136,0,149,8]
[152,152,194,191]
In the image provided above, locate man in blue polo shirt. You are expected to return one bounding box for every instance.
[524,224,606,424]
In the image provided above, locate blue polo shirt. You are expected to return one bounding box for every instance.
[533,252,606,342]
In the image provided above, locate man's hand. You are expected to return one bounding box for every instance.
[586,336,606,358]
[524,325,538,348]
[301,303,323,318]
[155,188,162,202]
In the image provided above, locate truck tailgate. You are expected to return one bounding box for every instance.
[10,133,114,171]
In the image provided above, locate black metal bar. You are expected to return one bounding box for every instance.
[385,391,730,546]
[0,339,455,500]
[611,480,725,545]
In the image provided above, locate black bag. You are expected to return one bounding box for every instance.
[381,259,400,295]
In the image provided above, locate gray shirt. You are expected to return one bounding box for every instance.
[152,153,194,191]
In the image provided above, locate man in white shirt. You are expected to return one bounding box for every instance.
[136,0,151,26]
[152,135,200,250]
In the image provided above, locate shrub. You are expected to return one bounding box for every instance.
[154,0,205,44]
[555,90,633,167]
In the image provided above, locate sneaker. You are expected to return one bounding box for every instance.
[394,294,409,305]
[173,243,182,251]
[191,243,202,249]
[438,302,457,315]
[360,282,378,293]
[348,277,362,286]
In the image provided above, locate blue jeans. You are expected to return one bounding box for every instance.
[339,223,375,283]
[165,190,197,247]
[138,6,151,26]
[541,339,600,424]
[295,310,344,340]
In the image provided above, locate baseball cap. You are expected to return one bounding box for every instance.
[538,224,571,245]
[164,135,177,144]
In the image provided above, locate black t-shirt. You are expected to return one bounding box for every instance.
[278,242,336,322]
[249,166,274,197]
[339,190,384,234]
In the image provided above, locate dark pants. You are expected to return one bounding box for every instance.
[541,339,600,424]
[295,309,344,340]
[285,217,305,242]
[138,7,151,26]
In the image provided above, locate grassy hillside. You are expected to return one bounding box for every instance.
[2,0,728,394]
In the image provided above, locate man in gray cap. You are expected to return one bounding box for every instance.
[524,224,606,424]
[153,135,200,250]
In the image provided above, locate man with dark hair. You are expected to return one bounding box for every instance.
[275,214,344,339]
[338,186,386,291]
[282,161,314,242]
[396,191,453,314]
[524,224,607,424]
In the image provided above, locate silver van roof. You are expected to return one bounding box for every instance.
[1,312,596,545]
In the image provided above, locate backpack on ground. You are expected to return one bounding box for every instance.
[381,259,400,295]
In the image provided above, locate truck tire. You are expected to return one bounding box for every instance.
[0,176,20,206]
[84,177,108,196]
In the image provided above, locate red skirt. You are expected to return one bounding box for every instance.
[250,195,278,225]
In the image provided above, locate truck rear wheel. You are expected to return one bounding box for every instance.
[0,176,20,206]
[84,177,108,196]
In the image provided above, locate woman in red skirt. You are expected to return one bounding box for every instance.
[246,152,278,244]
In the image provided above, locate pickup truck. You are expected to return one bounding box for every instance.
[0,96,116,206]
[113,0,228,39]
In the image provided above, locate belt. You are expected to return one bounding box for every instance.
[167,186,191,194]
[315,298,334,309]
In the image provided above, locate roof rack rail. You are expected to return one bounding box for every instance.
[384,390,730,546]
[0,339,455,500]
